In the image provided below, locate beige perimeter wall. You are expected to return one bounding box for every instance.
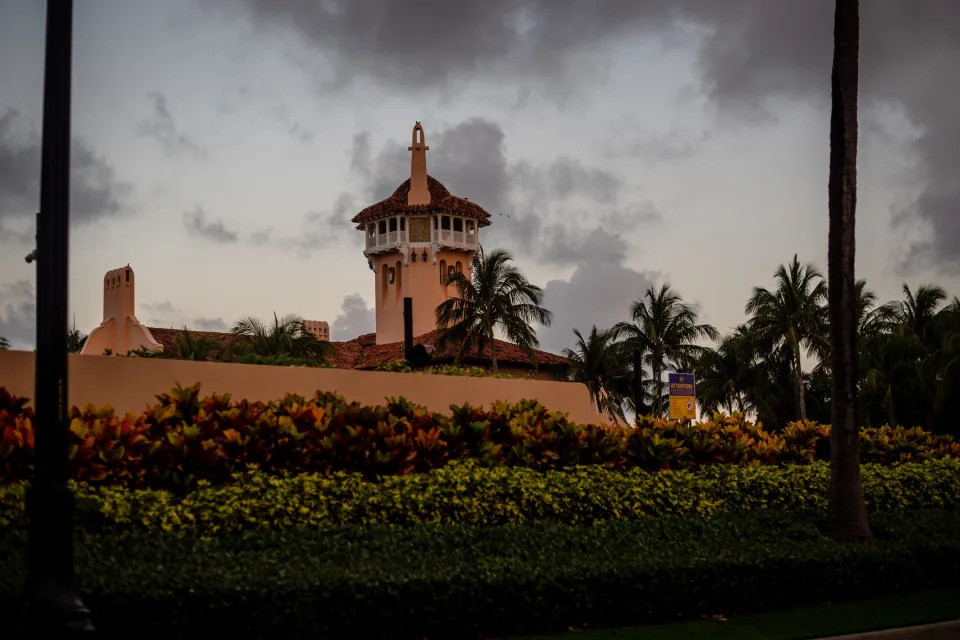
[0,350,607,425]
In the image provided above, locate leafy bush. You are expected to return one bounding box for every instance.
[2,510,960,639]
[373,360,511,377]
[2,385,959,489]
[2,459,958,535]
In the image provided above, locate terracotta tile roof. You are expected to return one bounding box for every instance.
[351,175,493,229]
[148,326,566,372]
[330,330,567,371]
[148,327,236,355]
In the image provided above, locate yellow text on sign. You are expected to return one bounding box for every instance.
[670,396,696,420]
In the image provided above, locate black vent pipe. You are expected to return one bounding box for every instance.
[403,297,413,361]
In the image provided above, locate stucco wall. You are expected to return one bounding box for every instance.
[0,350,607,424]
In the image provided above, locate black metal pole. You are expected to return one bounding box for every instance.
[403,297,414,361]
[23,0,94,634]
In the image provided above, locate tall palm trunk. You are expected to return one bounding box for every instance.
[826,0,871,540]
[632,348,644,419]
[488,321,498,373]
[791,332,808,421]
[652,357,663,418]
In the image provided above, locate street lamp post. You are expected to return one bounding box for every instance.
[22,0,95,634]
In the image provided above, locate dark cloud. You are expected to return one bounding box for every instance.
[249,228,272,246]
[270,104,314,143]
[512,157,622,205]
[279,192,359,255]
[138,91,207,158]
[538,262,660,355]
[235,0,960,272]
[613,129,710,162]
[349,118,655,266]
[331,293,374,340]
[0,108,131,235]
[0,279,36,349]
[538,226,629,268]
[231,0,682,94]
[193,317,229,332]
[351,119,510,212]
[143,300,178,314]
[680,0,960,273]
[182,205,238,243]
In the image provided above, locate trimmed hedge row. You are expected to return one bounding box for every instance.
[3,510,960,639]
[2,459,958,535]
[2,385,958,489]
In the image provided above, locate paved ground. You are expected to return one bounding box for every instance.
[821,619,960,640]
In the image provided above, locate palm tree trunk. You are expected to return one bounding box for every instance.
[793,345,808,422]
[825,0,871,541]
[632,348,644,420]
[488,322,498,373]
[653,358,662,419]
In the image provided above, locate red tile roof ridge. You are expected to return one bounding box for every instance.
[351,175,493,229]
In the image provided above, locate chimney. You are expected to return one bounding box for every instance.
[403,297,414,360]
[407,123,430,205]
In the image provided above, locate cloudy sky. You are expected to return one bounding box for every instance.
[1,1,958,354]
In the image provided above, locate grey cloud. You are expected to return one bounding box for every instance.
[679,1,960,273]
[270,104,314,143]
[143,300,179,314]
[539,226,629,268]
[0,280,36,349]
[351,119,510,213]
[231,0,682,94]
[193,317,229,332]
[0,108,131,233]
[538,262,660,355]
[614,129,710,162]
[331,293,374,340]
[138,91,207,158]
[350,118,644,267]
[249,228,272,245]
[183,205,238,243]
[235,0,960,272]
[281,192,359,255]
[512,157,622,205]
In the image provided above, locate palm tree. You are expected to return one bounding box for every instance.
[66,327,88,354]
[825,0,871,541]
[695,327,756,416]
[0,336,9,350]
[230,312,333,366]
[615,284,719,418]
[562,326,626,422]
[897,283,947,350]
[745,255,827,422]
[435,247,552,373]
[172,327,219,361]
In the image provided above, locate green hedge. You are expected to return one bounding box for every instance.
[3,510,960,639]
[4,384,959,490]
[3,459,959,535]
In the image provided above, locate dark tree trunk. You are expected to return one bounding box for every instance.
[632,348,644,420]
[826,0,871,541]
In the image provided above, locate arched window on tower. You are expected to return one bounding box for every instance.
[381,263,388,301]
[455,261,463,275]
[439,260,447,285]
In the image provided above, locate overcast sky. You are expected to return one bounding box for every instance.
[1,1,958,354]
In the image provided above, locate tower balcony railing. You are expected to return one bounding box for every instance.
[365,227,479,253]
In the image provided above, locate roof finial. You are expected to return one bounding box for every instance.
[407,122,430,205]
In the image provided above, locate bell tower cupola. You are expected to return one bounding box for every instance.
[351,123,494,344]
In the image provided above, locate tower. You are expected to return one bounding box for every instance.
[81,265,161,355]
[351,123,492,344]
